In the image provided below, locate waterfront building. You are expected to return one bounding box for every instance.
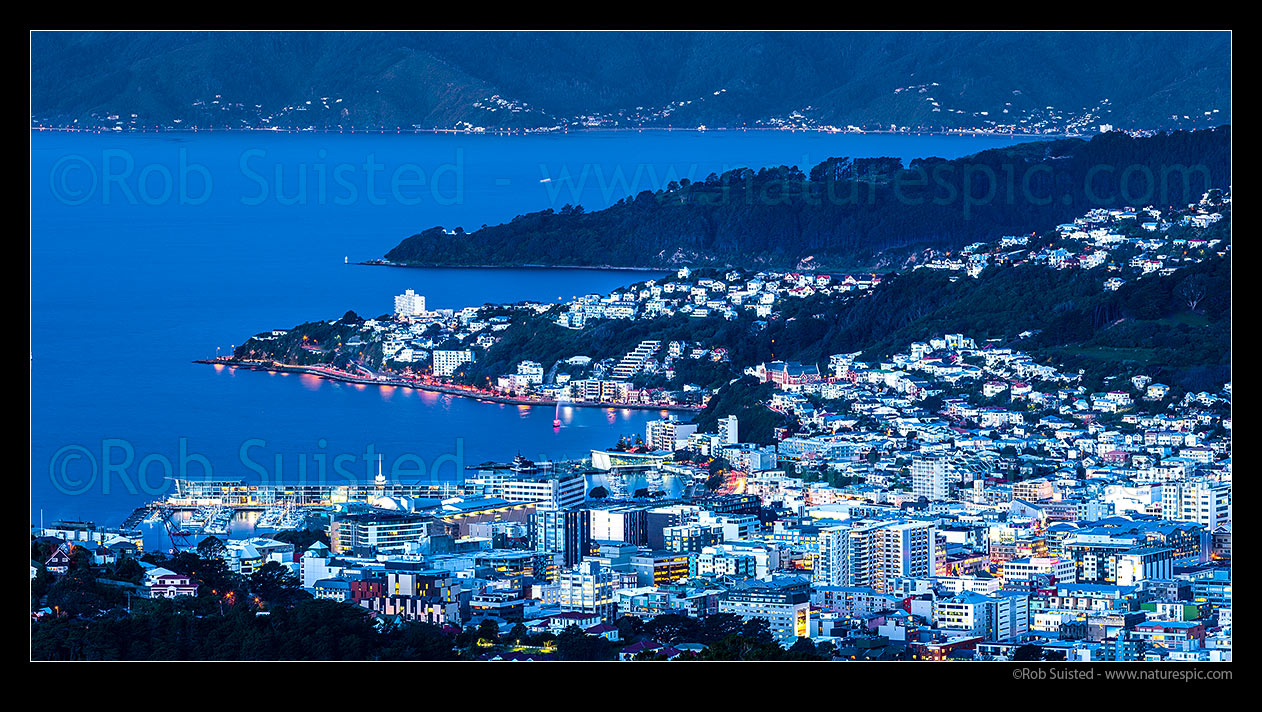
[327,510,439,556]
[590,449,674,471]
[432,349,474,377]
[471,457,586,512]
[645,416,698,452]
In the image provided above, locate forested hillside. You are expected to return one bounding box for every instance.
[386,127,1230,270]
[33,32,1229,132]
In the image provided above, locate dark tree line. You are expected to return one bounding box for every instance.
[387,128,1229,270]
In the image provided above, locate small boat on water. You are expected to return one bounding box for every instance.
[203,506,233,536]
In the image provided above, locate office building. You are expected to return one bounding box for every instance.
[718,576,811,640]
[557,559,617,621]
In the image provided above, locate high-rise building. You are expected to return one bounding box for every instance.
[912,455,953,501]
[815,525,850,587]
[588,504,649,545]
[645,416,698,452]
[557,559,617,621]
[534,509,592,569]
[719,415,739,445]
[1161,478,1231,528]
[394,289,426,318]
[645,504,703,550]
[431,349,474,377]
[817,520,937,594]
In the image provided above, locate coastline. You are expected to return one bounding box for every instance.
[358,259,894,275]
[196,358,703,414]
[359,260,675,273]
[30,125,1086,140]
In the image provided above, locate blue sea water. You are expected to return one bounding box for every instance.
[30,128,1043,525]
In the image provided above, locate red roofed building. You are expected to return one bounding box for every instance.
[149,571,199,598]
[619,640,663,660]
[44,545,73,575]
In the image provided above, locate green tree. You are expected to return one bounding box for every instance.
[249,561,308,608]
[555,625,615,661]
[196,536,226,559]
[111,557,146,584]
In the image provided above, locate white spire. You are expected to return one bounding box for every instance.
[375,454,386,486]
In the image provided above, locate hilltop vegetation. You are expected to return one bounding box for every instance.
[386,128,1229,270]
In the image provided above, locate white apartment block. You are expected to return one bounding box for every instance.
[611,340,661,381]
[815,521,937,594]
[646,417,698,452]
[912,456,953,501]
[557,559,617,621]
[394,289,426,318]
[1002,556,1077,585]
[476,470,587,512]
[432,349,473,377]
[1161,478,1231,528]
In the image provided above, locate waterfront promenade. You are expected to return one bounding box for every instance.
[195,358,702,413]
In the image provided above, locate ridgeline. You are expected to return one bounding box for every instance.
[385,128,1229,271]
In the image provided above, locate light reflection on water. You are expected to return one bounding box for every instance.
[34,130,1033,524]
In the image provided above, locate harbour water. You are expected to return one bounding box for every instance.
[31,129,1044,526]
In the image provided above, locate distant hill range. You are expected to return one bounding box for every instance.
[31,31,1229,133]
[384,127,1230,271]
